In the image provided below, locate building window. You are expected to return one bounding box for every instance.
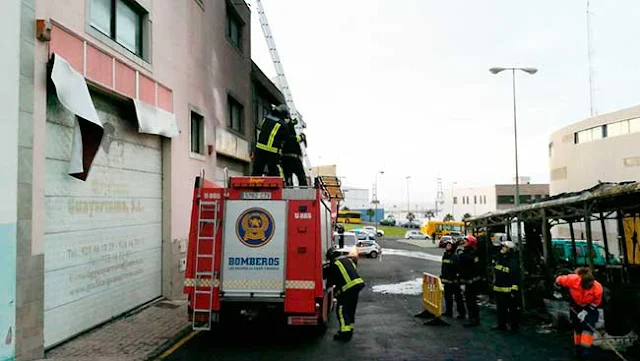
[228,95,244,134]
[190,111,204,154]
[474,195,477,204]
[453,196,458,205]
[497,195,514,205]
[630,117,640,134]
[483,195,487,204]
[548,142,553,157]
[226,3,243,50]
[607,120,629,138]
[90,0,145,56]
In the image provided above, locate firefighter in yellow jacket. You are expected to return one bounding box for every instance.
[325,250,365,342]
[251,104,292,178]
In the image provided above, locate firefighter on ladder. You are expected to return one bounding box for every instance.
[492,241,521,333]
[555,267,603,359]
[281,117,307,186]
[251,104,292,178]
[325,250,365,342]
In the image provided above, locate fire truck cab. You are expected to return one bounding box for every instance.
[183,175,336,331]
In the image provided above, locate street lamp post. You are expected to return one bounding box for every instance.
[489,66,537,311]
[405,176,411,214]
[373,171,384,229]
[451,181,457,218]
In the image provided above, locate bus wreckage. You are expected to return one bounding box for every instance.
[466,181,640,347]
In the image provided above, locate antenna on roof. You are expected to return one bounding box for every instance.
[586,0,597,117]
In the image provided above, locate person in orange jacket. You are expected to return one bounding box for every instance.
[555,267,604,359]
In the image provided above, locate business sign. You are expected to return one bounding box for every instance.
[222,201,286,296]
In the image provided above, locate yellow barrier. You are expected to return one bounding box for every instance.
[421,272,444,318]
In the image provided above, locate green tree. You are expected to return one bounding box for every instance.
[424,210,435,220]
[341,206,350,211]
[443,214,455,222]
[463,213,472,220]
[406,212,416,222]
[366,209,375,222]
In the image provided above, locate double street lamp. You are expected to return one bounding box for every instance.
[489,66,538,311]
[489,67,538,209]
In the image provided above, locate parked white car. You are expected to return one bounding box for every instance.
[356,240,382,258]
[404,230,430,240]
[362,226,384,237]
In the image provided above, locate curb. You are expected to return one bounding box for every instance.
[145,325,193,361]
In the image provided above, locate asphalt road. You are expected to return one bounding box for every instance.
[162,238,626,361]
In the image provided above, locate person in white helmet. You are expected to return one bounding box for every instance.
[492,240,521,332]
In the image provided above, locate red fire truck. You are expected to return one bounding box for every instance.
[183,175,336,331]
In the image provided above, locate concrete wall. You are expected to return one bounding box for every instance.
[7,0,255,358]
[0,1,21,360]
[352,209,385,223]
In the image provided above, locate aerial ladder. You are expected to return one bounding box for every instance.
[253,0,315,181]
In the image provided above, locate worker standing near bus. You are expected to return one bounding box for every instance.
[441,239,466,319]
[458,235,481,327]
[492,241,521,333]
[555,267,603,359]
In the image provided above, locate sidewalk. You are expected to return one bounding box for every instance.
[40,299,190,361]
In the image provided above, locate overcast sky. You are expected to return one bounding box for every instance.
[250,0,640,208]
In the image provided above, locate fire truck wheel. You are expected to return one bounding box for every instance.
[370,251,379,259]
[314,316,327,336]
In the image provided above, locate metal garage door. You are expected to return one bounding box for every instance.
[43,92,162,347]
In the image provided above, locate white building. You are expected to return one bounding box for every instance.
[444,180,550,221]
[549,104,640,254]
[342,187,370,210]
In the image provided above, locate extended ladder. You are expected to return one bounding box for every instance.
[254,0,315,180]
[191,192,220,331]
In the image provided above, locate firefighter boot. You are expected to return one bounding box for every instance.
[333,332,353,342]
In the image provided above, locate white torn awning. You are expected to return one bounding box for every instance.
[49,53,103,181]
[132,99,179,138]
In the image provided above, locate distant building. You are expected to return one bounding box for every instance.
[343,187,370,210]
[313,164,338,177]
[444,179,550,221]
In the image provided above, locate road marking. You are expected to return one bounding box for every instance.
[382,248,442,263]
[155,330,200,360]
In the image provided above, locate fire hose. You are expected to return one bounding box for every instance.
[555,292,629,361]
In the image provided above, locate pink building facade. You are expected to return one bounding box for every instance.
[6,0,263,359]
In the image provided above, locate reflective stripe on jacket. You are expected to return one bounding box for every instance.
[327,257,365,297]
[257,115,286,153]
[493,253,520,293]
[441,251,459,284]
[556,274,603,306]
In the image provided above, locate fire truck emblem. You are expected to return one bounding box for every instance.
[236,207,275,248]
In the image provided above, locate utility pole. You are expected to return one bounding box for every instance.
[586,0,597,117]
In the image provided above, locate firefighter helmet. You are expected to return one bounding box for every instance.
[272,104,290,120]
[501,240,516,250]
[464,235,478,249]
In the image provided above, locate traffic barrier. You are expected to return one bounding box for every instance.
[422,272,444,318]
